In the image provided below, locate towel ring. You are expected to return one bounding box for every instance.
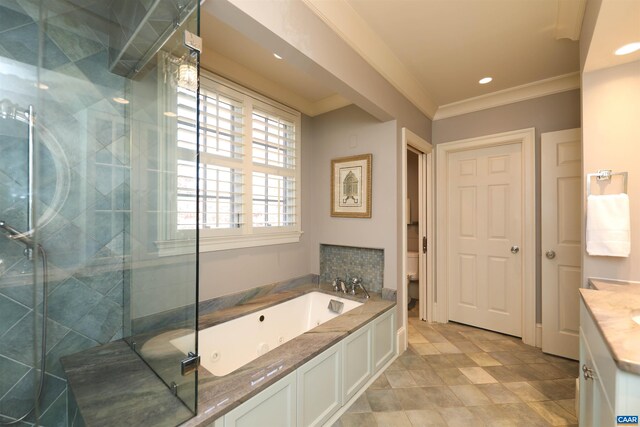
[586,169,628,196]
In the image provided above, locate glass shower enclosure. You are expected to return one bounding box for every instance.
[0,1,200,424]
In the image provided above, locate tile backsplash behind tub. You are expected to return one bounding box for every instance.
[320,244,384,292]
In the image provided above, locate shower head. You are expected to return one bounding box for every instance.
[0,220,34,248]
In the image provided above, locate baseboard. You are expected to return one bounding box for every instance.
[397,326,407,354]
[535,323,542,348]
[322,352,399,427]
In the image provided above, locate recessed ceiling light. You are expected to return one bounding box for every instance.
[34,82,49,90]
[112,97,129,105]
[163,111,177,117]
[615,42,640,56]
[479,77,493,85]
[273,53,283,60]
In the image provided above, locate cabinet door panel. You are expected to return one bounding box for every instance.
[297,344,341,427]
[373,310,395,372]
[224,372,296,427]
[342,324,372,403]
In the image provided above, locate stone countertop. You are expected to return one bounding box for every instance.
[62,284,395,427]
[580,278,640,375]
[183,284,395,426]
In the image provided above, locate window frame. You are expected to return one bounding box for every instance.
[156,70,302,255]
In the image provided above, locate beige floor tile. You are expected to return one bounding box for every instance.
[528,401,578,425]
[366,389,403,412]
[385,358,407,372]
[503,382,547,402]
[386,370,418,388]
[424,354,455,370]
[436,406,485,427]
[411,342,441,355]
[512,351,548,364]
[435,368,473,386]
[338,412,377,427]
[458,367,498,384]
[527,363,572,380]
[466,403,515,425]
[473,341,506,352]
[418,328,450,343]
[489,351,525,365]
[421,386,464,408]
[409,332,430,344]
[498,403,554,426]
[394,387,438,410]
[374,411,413,427]
[554,399,577,417]
[483,365,528,383]
[439,331,469,342]
[400,354,431,370]
[467,352,502,367]
[369,372,391,389]
[476,383,521,404]
[410,367,446,386]
[453,341,483,354]
[405,409,448,426]
[505,363,546,381]
[449,385,493,406]
[345,393,371,413]
[433,342,463,354]
[528,380,575,400]
[445,353,478,367]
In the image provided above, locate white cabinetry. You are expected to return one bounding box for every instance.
[297,344,341,427]
[372,309,395,372]
[579,299,640,426]
[342,324,372,403]
[224,371,296,427]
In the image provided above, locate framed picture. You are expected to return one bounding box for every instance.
[331,154,372,218]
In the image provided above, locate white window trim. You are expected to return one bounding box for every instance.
[156,69,302,256]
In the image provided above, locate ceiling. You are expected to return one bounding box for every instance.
[199,0,635,119]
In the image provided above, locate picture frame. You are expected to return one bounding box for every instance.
[331,154,372,218]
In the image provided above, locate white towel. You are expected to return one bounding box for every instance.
[586,193,631,257]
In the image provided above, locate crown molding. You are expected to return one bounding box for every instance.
[555,0,586,41]
[301,0,438,118]
[433,72,581,120]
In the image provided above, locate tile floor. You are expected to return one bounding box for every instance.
[334,309,579,427]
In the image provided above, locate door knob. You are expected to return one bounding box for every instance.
[510,246,519,254]
[546,250,556,259]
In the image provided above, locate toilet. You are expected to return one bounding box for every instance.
[407,251,419,301]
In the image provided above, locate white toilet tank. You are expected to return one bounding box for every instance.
[407,251,419,281]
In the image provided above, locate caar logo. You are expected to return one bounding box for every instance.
[617,415,639,425]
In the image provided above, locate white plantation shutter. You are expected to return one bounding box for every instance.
[174,72,301,249]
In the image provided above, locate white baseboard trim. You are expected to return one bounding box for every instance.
[322,352,399,427]
[536,323,543,348]
[397,326,407,354]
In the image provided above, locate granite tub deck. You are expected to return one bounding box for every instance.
[61,284,395,427]
[580,278,640,375]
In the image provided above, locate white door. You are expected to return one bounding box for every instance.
[447,143,522,337]
[541,128,582,360]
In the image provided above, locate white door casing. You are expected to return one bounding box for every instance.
[436,128,536,346]
[541,128,582,360]
[447,143,523,337]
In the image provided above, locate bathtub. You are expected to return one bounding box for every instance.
[172,291,362,376]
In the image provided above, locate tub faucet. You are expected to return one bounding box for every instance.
[348,277,370,299]
[333,277,347,293]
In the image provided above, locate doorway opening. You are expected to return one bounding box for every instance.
[401,128,433,351]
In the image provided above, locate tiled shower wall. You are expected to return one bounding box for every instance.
[320,244,384,292]
[0,1,127,424]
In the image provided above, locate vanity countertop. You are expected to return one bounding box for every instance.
[62,283,395,427]
[580,278,640,375]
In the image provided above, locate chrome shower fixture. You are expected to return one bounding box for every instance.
[0,220,34,248]
[0,99,28,120]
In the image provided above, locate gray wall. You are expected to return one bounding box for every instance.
[432,89,582,322]
[198,115,314,300]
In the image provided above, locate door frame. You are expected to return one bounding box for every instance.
[435,128,536,346]
[401,127,434,351]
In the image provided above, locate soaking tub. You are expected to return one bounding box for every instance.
[172,291,362,376]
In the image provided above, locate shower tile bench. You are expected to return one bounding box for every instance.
[62,283,396,426]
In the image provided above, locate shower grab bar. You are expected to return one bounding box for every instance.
[27,105,34,232]
[586,169,628,196]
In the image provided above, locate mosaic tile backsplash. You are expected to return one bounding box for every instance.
[320,244,384,292]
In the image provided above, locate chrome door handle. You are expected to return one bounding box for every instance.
[582,364,595,380]
[510,246,519,254]
[546,250,556,260]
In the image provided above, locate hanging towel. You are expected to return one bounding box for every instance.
[586,193,631,257]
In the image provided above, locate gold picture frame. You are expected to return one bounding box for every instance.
[331,154,372,218]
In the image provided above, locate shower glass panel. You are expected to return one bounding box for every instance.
[0,0,200,424]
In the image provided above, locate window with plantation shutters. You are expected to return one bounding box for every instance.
[171,72,301,252]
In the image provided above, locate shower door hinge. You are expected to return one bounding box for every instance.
[181,352,200,376]
[422,236,427,254]
[184,30,202,53]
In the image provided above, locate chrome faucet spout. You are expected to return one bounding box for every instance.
[0,220,34,248]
